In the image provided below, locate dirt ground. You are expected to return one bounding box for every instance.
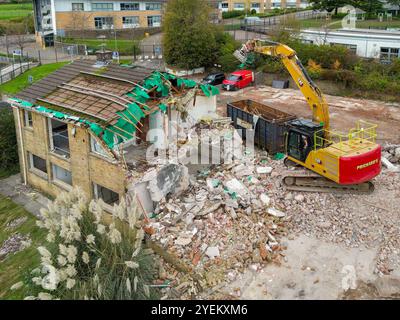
[207,85,400,300]
[216,85,400,144]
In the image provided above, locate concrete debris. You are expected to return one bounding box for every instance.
[146,148,286,299]
[341,265,357,291]
[381,157,400,173]
[382,144,400,165]
[374,276,400,298]
[148,164,190,202]
[256,166,273,174]
[205,246,220,259]
[267,208,286,218]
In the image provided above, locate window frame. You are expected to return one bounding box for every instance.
[92,3,114,11]
[28,152,48,178]
[120,2,140,11]
[24,110,33,128]
[145,2,162,11]
[94,16,114,29]
[51,163,73,189]
[72,2,84,11]
[122,16,140,28]
[93,183,120,210]
[90,135,109,158]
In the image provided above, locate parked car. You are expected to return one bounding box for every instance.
[222,70,254,91]
[202,72,225,85]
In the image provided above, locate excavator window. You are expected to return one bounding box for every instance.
[287,130,312,163]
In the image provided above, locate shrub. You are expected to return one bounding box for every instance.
[222,10,247,19]
[306,59,323,79]
[14,188,158,300]
[215,31,241,72]
[0,107,19,175]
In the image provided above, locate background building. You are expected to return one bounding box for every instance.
[265,0,309,10]
[300,28,400,62]
[218,1,265,13]
[33,0,166,45]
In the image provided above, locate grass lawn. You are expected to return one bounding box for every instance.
[300,18,400,30]
[356,19,400,29]
[0,2,33,21]
[299,18,342,29]
[0,62,69,96]
[61,38,140,56]
[0,195,45,299]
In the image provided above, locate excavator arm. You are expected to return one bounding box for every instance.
[234,39,330,132]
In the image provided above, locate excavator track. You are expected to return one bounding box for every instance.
[282,170,375,194]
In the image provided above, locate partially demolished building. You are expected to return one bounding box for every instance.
[9,60,219,212]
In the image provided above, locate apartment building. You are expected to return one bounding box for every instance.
[33,0,166,45]
[266,0,309,10]
[218,1,265,14]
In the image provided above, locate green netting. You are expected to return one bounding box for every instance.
[103,129,116,148]
[158,103,167,113]
[177,78,197,88]
[127,103,145,120]
[90,123,103,136]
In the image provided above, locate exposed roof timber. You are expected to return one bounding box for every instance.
[58,85,128,110]
[80,71,149,92]
[62,82,132,106]
[37,98,109,123]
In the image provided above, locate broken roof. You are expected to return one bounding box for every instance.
[11,60,220,151]
[16,59,153,104]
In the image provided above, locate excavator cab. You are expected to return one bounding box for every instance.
[286,119,324,163]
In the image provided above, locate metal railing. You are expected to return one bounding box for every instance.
[0,61,34,85]
[314,120,377,153]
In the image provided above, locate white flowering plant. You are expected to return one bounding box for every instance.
[14,188,158,300]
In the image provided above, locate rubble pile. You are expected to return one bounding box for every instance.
[382,144,400,164]
[147,152,289,296]
[0,233,31,261]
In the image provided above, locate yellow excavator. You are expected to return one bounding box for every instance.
[234,39,381,193]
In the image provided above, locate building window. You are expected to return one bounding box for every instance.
[221,3,229,9]
[92,3,114,11]
[330,43,357,54]
[234,3,245,10]
[90,135,109,157]
[145,3,162,10]
[24,110,33,127]
[147,15,161,27]
[122,16,140,28]
[52,164,72,187]
[380,47,400,63]
[49,118,70,158]
[251,3,260,9]
[94,16,114,29]
[72,3,84,11]
[28,153,47,176]
[93,183,119,206]
[120,3,139,11]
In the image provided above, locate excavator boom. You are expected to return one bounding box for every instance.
[235,39,330,132]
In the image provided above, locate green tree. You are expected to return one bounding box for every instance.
[387,0,400,5]
[351,0,383,13]
[308,0,347,14]
[162,0,217,69]
[0,107,18,177]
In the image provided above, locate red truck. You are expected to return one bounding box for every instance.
[222,70,254,91]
